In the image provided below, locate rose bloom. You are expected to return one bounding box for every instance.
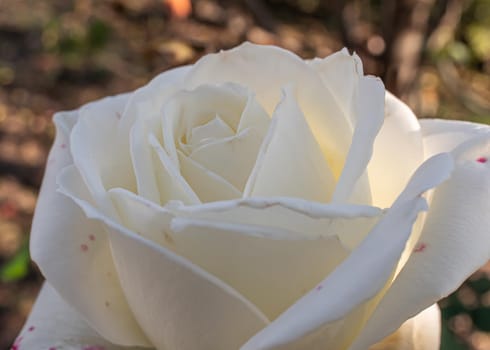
[16,43,490,350]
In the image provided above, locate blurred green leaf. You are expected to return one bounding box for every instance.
[472,307,490,331]
[446,41,472,65]
[465,24,490,61]
[441,318,467,350]
[0,243,30,282]
[87,20,111,51]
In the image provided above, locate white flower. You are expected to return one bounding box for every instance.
[18,43,490,350]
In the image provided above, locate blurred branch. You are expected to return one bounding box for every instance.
[427,0,465,51]
[244,0,277,32]
[383,0,438,100]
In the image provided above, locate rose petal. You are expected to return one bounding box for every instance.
[184,42,352,177]
[109,188,351,320]
[107,189,383,320]
[118,65,191,133]
[31,114,150,347]
[15,284,148,350]
[189,127,264,190]
[420,118,490,158]
[129,118,161,203]
[60,174,270,350]
[161,83,248,162]
[244,87,336,202]
[178,150,242,201]
[70,94,134,217]
[350,135,490,349]
[367,92,424,208]
[148,134,201,204]
[368,304,440,350]
[188,115,235,147]
[108,228,269,350]
[241,198,428,350]
[332,76,385,204]
[240,153,453,350]
[110,188,381,250]
[168,218,350,320]
[237,92,271,138]
[308,48,363,127]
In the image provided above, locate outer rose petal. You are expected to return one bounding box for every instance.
[15,284,149,350]
[58,173,270,350]
[240,154,453,350]
[30,108,150,346]
[350,134,490,349]
[118,65,192,133]
[332,76,385,204]
[109,190,359,321]
[308,48,363,127]
[368,304,440,350]
[420,118,490,158]
[244,87,335,202]
[367,92,424,208]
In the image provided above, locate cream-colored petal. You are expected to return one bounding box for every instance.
[240,153,453,350]
[244,87,336,202]
[367,92,424,208]
[110,188,381,251]
[237,92,271,138]
[188,115,235,147]
[161,83,248,160]
[308,48,363,127]
[189,128,264,190]
[60,182,270,350]
[14,284,149,350]
[367,304,440,350]
[148,134,201,204]
[118,65,191,134]
[350,136,490,349]
[54,166,150,346]
[178,150,242,201]
[420,118,490,158]
[107,226,269,350]
[31,113,150,347]
[332,76,385,204]
[171,218,349,320]
[129,118,161,203]
[107,189,380,323]
[70,94,134,217]
[184,42,352,177]
[115,200,349,321]
[241,197,428,350]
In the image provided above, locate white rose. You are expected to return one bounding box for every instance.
[17,43,490,350]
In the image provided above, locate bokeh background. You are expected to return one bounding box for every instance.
[0,0,489,349]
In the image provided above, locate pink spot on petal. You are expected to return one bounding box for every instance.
[316,285,323,291]
[89,234,96,241]
[80,244,89,252]
[27,326,35,332]
[477,157,487,163]
[413,243,427,253]
[60,143,67,149]
[49,347,57,350]
[11,336,22,350]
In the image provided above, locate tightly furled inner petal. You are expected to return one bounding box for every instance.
[156,83,270,199]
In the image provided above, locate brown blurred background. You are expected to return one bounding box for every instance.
[0,0,489,349]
